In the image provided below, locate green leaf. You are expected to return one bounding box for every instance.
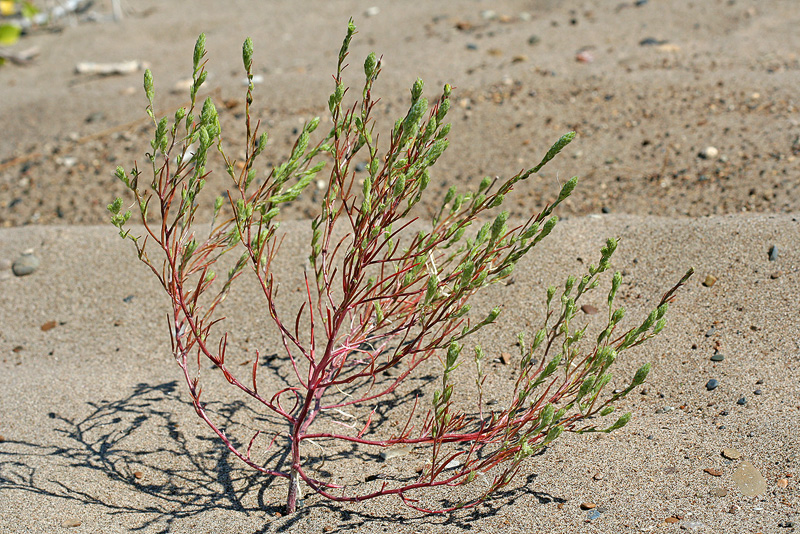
[0,25,21,46]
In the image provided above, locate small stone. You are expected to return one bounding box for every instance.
[528,35,541,46]
[722,448,742,460]
[41,320,58,332]
[704,468,722,477]
[61,519,82,528]
[710,354,725,362]
[681,521,705,530]
[480,10,497,20]
[354,162,367,172]
[593,473,603,480]
[580,502,596,510]
[712,487,728,497]
[12,251,39,276]
[732,460,767,496]
[705,327,717,337]
[466,43,478,51]
[776,478,789,489]
[665,517,680,524]
[133,470,143,479]
[587,509,601,520]
[500,352,512,365]
[768,245,778,261]
[702,274,717,287]
[770,271,782,279]
[444,458,462,469]
[639,37,667,46]
[754,389,762,395]
[85,111,105,123]
[581,304,599,315]
[778,521,795,528]
[699,146,719,160]
[736,396,747,406]
[557,502,565,510]
[706,379,719,391]
[381,445,413,460]
[364,6,380,17]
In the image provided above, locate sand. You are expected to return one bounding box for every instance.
[0,1,798,532]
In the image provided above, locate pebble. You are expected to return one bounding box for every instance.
[639,37,667,46]
[354,162,367,172]
[722,448,742,460]
[710,353,724,362]
[704,468,722,477]
[736,396,747,406]
[665,517,680,524]
[754,389,762,395]
[702,274,717,287]
[528,35,541,46]
[732,460,767,496]
[363,6,380,17]
[699,146,719,160]
[61,519,82,528]
[380,445,413,460]
[768,245,778,261]
[581,304,598,315]
[85,111,105,123]
[580,502,596,510]
[681,521,705,530]
[776,478,789,489]
[12,250,39,276]
[705,379,719,391]
[711,487,728,497]
[778,521,795,528]
[587,509,601,520]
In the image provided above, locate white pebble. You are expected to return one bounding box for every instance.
[699,146,719,160]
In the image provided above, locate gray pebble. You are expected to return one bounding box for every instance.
[705,327,716,337]
[706,379,719,391]
[12,251,39,276]
[754,389,762,395]
[354,162,367,173]
[710,353,725,362]
[737,396,747,406]
[528,35,541,46]
[768,245,778,261]
[681,521,705,531]
[466,43,478,51]
[587,509,602,520]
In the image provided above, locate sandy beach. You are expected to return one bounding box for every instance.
[1,1,798,532]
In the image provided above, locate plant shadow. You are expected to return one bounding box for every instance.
[0,381,284,532]
[0,380,561,532]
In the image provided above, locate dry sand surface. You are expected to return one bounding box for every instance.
[1,1,799,533]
